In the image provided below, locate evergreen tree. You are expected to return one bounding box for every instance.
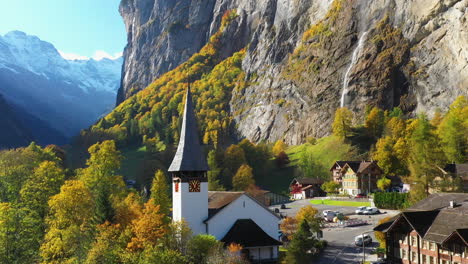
[285,220,316,264]
[408,114,445,194]
[150,170,171,218]
[207,150,225,191]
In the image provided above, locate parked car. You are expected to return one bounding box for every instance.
[355,206,367,215]
[354,234,372,246]
[363,207,380,215]
[355,193,367,198]
[322,210,333,217]
[324,211,341,222]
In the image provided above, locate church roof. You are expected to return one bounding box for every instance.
[221,219,282,247]
[205,191,281,223]
[168,87,209,172]
[208,191,244,218]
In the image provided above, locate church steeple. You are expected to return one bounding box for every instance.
[168,84,209,173]
[170,83,209,235]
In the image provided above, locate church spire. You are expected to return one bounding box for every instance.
[168,83,209,172]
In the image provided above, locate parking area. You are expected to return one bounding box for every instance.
[270,198,399,263]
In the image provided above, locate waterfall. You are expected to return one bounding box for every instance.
[340,31,368,108]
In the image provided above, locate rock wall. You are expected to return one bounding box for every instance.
[118,0,468,144]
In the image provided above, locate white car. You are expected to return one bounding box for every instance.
[355,206,367,215]
[322,210,333,217]
[354,234,372,246]
[363,207,380,215]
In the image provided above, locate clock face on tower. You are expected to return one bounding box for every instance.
[189,179,201,192]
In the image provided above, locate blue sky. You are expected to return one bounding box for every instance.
[0,0,127,60]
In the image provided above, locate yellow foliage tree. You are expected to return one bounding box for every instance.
[127,199,167,251]
[332,107,353,138]
[272,140,288,157]
[232,164,255,191]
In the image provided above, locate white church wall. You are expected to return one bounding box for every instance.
[173,181,208,235]
[206,194,280,241]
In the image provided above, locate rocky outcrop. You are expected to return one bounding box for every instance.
[118,0,468,144]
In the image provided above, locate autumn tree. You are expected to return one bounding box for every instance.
[127,199,167,251]
[377,177,391,191]
[332,107,353,138]
[223,145,246,187]
[232,164,255,191]
[84,223,126,264]
[437,96,467,163]
[150,170,171,218]
[20,161,65,218]
[365,106,385,138]
[296,205,322,234]
[40,180,96,264]
[272,140,288,157]
[280,217,298,240]
[375,216,392,249]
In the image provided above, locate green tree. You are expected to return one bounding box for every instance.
[322,181,340,194]
[207,150,225,191]
[141,248,189,264]
[20,161,65,218]
[365,106,385,138]
[377,177,391,191]
[437,96,467,163]
[285,219,317,264]
[0,203,42,264]
[79,140,126,223]
[332,107,353,138]
[232,164,255,191]
[150,170,171,218]
[188,234,220,263]
[223,145,246,187]
[408,114,445,194]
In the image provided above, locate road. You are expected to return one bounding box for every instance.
[270,198,399,264]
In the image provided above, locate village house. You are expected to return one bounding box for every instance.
[289,178,325,199]
[169,87,281,263]
[374,193,468,264]
[330,160,382,195]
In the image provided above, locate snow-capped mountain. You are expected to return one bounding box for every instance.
[0,31,122,141]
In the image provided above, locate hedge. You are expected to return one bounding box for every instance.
[374,192,409,209]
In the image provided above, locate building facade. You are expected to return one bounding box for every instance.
[337,161,382,195]
[289,178,325,199]
[375,193,468,264]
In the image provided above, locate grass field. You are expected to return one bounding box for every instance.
[310,199,371,207]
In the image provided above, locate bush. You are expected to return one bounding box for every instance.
[374,192,409,209]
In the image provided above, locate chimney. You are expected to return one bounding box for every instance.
[449,201,455,208]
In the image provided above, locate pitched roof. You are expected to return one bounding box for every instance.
[291,178,324,185]
[330,161,361,171]
[375,193,468,245]
[221,219,282,247]
[205,191,281,223]
[168,87,209,172]
[408,193,468,211]
[207,191,243,218]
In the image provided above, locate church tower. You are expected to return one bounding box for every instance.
[168,85,209,235]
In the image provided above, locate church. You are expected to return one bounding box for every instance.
[167,87,282,263]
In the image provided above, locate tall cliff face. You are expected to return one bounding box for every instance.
[118,0,468,144]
